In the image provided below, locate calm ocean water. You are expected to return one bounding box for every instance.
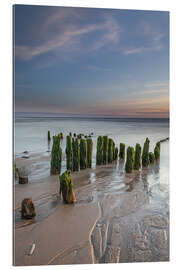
[14,117,169,154]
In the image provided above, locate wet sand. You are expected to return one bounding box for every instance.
[14,146,169,265]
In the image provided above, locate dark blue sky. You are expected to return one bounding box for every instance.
[14,5,169,118]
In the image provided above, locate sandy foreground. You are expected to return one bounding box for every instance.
[14,151,169,266]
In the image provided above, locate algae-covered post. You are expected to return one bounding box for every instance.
[96,136,104,165]
[108,138,114,163]
[114,147,118,161]
[156,141,161,151]
[48,130,51,141]
[66,135,73,171]
[103,136,109,164]
[154,142,160,161]
[87,138,93,168]
[112,140,115,161]
[51,135,62,174]
[72,138,80,171]
[59,170,76,204]
[80,139,87,169]
[149,152,156,164]
[77,134,82,139]
[134,143,142,170]
[142,137,150,167]
[58,133,63,140]
[125,146,135,173]
[119,143,125,160]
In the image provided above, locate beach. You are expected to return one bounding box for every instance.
[13,117,169,265]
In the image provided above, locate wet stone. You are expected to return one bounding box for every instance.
[21,198,36,219]
[19,176,28,184]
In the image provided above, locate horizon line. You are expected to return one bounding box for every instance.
[15,111,169,120]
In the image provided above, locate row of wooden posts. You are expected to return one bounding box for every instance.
[49,130,160,175]
[50,131,93,175]
[49,131,160,204]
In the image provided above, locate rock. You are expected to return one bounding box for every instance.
[19,176,28,184]
[21,198,36,219]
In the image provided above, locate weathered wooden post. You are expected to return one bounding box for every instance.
[142,137,150,167]
[103,136,109,164]
[87,138,93,168]
[125,146,135,173]
[58,133,63,140]
[114,147,118,160]
[119,143,125,160]
[66,135,73,171]
[112,140,115,160]
[48,130,51,141]
[72,138,80,171]
[96,136,103,165]
[51,135,62,174]
[134,143,142,170]
[59,170,76,204]
[154,142,160,161]
[149,152,156,164]
[108,138,114,163]
[156,141,160,150]
[80,138,87,169]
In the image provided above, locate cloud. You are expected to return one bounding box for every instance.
[122,22,166,55]
[15,7,122,61]
[144,81,169,88]
[15,8,168,63]
[123,47,146,55]
[15,23,103,60]
[87,65,112,72]
[91,16,122,50]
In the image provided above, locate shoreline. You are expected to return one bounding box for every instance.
[14,143,169,265]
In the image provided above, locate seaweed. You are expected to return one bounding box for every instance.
[59,170,76,203]
[119,143,125,160]
[96,136,104,165]
[72,138,80,171]
[66,135,73,171]
[134,143,142,170]
[87,138,93,168]
[80,139,87,169]
[51,135,62,174]
[103,136,109,164]
[142,137,150,167]
[125,146,135,173]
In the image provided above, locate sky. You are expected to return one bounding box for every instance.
[14,5,169,118]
